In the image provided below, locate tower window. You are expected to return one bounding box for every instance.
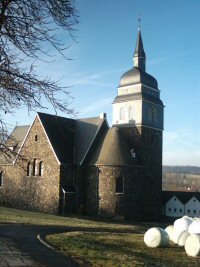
[116,177,124,194]
[35,135,38,141]
[39,161,44,177]
[27,162,31,176]
[128,106,134,120]
[119,107,125,120]
[33,159,37,176]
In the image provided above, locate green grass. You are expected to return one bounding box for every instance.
[46,231,200,267]
[1,207,200,266]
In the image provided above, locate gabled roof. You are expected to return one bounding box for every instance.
[38,112,75,164]
[38,112,108,165]
[162,191,200,205]
[0,112,109,166]
[75,117,106,164]
[0,125,30,164]
[89,126,137,166]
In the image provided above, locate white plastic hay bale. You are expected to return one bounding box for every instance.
[174,217,193,232]
[165,225,175,242]
[188,220,200,234]
[177,231,190,247]
[185,234,200,257]
[144,227,169,248]
[171,229,185,244]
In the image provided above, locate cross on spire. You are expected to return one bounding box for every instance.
[138,16,141,31]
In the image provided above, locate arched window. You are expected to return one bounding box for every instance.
[116,177,124,194]
[119,107,125,120]
[33,159,37,176]
[27,162,31,176]
[128,106,134,121]
[0,172,3,187]
[35,135,38,141]
[39,161,44,177]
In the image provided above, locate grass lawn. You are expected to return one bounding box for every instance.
[1,207,200,266]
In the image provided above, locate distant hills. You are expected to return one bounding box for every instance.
[162,166,200,191]
[163,166,200,175]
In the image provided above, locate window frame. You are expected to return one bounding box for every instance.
[119,106,125,121]
[27,162,31,176]
[33,159,37,176]
[39,161,44,177]
[115,176,124,194]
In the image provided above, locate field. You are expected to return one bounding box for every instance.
[1,207,200,266]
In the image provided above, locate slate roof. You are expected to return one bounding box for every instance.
[38,113,107,165]
[89,126,137,166]
[0,125,30,164]
[38,112,75,164]
[0,112,108,166]
[134,29,146,58]
[75,117,106,164]
[162,191,200,205]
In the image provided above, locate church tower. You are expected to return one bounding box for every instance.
[112,27,164,220]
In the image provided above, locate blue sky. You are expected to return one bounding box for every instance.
[4,0,200,166]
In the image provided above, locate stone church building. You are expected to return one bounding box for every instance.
[0,29,164,221]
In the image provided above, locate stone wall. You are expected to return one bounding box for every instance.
[120,126,163,220]
[0,116,60,214]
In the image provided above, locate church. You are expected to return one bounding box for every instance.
[0,28,164,221]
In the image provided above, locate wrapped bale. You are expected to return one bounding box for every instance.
[165,225,175,242]
[177,231,190,247]
[144,227,169,248]
[174,217,193,232]
[188,221,200,234]
[185,234,200,257]
[172,229,185,244]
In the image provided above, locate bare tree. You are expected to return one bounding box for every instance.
[0,0,78,159]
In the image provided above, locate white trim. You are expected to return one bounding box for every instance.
[14,114,60,165]
[13,124,32,165]
[118,83,160,92]
[136,124,163,131]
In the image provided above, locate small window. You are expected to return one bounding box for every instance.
[174,208,176,212]
[187,209,190,213]
[35,135,38,141]
[168,208,171,212]
[130,148,136,158]
[0,172,3,187]
[27,162,31,176]
[39,161,44,177]
[116,177,124,194]
[193,210,196,214]
[174,198,176,201]
[119,107,125,120]
[179,209,182,212]
[193,199,196,202]
[33,159,37,176]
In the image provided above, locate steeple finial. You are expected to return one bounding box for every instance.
[138,16,141,31]
[133,20,146,72]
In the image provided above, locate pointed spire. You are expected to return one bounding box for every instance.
[133,22,146,72]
